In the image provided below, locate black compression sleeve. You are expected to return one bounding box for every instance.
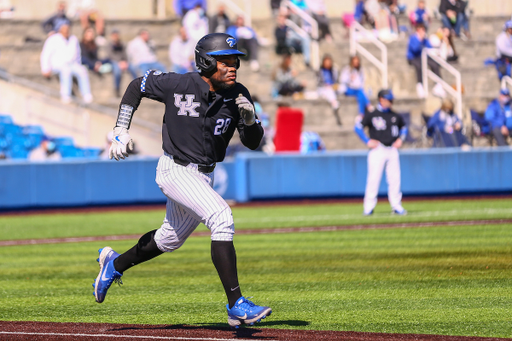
[115,77,143,129]
[120,77,143,109]
[240,122,264,150]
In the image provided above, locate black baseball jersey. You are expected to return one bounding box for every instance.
[125,70,263,165]
[361,107,405,146]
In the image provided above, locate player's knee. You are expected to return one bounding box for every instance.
[205,206,234,239]
[211,226,234,242]
[154,225,186,253]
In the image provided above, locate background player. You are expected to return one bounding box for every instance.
[354,89,408,216]
[93,33,272,328]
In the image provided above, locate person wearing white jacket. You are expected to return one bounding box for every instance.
[40,22,93,104]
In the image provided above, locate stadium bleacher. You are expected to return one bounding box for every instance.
[0,114,101,160]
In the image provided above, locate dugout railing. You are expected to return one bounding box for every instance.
[349,21,389,89]
[280,0,320,70]
[421,49,463,120]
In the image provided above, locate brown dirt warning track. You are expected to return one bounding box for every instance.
[0,321,510,341]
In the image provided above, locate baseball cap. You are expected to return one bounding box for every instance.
[378,89,394,102]
[504,20,512,30]
[500,88,510,96]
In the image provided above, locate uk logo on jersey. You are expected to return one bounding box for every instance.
[372,116,387,130]
[226,37,237,47]
[174,94,200,117]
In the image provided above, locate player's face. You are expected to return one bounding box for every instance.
[210,56,238,90]
[379,98,392,109]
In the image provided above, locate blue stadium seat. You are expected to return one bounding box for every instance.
[22,125,45,150]
[7,134,32,159]
[0,123,22,142]
[59,145,85,158]
[82,147,102,158]
[0,114,13,125]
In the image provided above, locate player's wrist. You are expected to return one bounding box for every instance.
[116,104,134,129]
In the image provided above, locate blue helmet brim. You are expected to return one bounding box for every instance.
[207,49,246,56]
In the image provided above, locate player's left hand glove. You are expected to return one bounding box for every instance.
[236,94,256,126]
[109,126,134,161]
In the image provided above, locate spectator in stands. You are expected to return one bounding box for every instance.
[496,20,512,64]
[270,0,282,17]
[69,0,105,38]
[227,15,260,72]
[108,29,133,97]
[339,55,371,117]
[40,22,93,104]
[182,2,209,46]
[407,23,445,98]
[364,0,379,28]
[317,54,341,125]
[272,53,306,98]
[300,131,326,154]
[438,0,469,39]
[354,0,368,25]
[42,1,71,36]
[427,98,470,148]
[169,26,196,74]
[429,27,458,62]
[409,0,430,31]
[484,88,512,146]
[126,29,166,77]
[368,0,399,42]
[80,27,110,75]
[274,10,311,67]
[209,3,230,33]
[29,138,61,161]
[174,0,207,18]
[305,0,332,42]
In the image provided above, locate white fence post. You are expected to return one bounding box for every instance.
[350,21,388,89]
[421,49,463,120]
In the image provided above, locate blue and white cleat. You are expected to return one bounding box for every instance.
[392,209,408,215]
[363,209,374,216]
[93,246,122,303]
[226,296,272,328]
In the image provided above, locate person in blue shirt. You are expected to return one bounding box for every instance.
[407,23,444,98]
[174,0,207,18]
[410,0,430,31]
[427,98,470,148]
[226,15,260,71]
[485,88,512,146]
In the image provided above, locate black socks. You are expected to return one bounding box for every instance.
[113,229,163,273]
[211,240,242,308]
[112,232,242,309]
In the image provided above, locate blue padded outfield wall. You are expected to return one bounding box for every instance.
[0,147,511,209]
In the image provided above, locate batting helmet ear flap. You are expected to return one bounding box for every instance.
[195,48,217,73]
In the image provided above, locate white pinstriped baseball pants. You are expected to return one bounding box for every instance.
[154,153,235,253]
[363,145,404,214]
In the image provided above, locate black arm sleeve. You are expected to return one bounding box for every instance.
[239,121,264,150]
[120,77,143,110]
[114,77,143,129]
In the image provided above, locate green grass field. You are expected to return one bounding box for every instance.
[0,199,511,337]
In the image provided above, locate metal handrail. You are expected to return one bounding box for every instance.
[501,75,512,90]
[284,18,309,40]
[421,49,463,119]
[280,0,319,70]
[349,21,388,89]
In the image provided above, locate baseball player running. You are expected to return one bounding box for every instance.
[93,33,271,328]
[354,89,408,216]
